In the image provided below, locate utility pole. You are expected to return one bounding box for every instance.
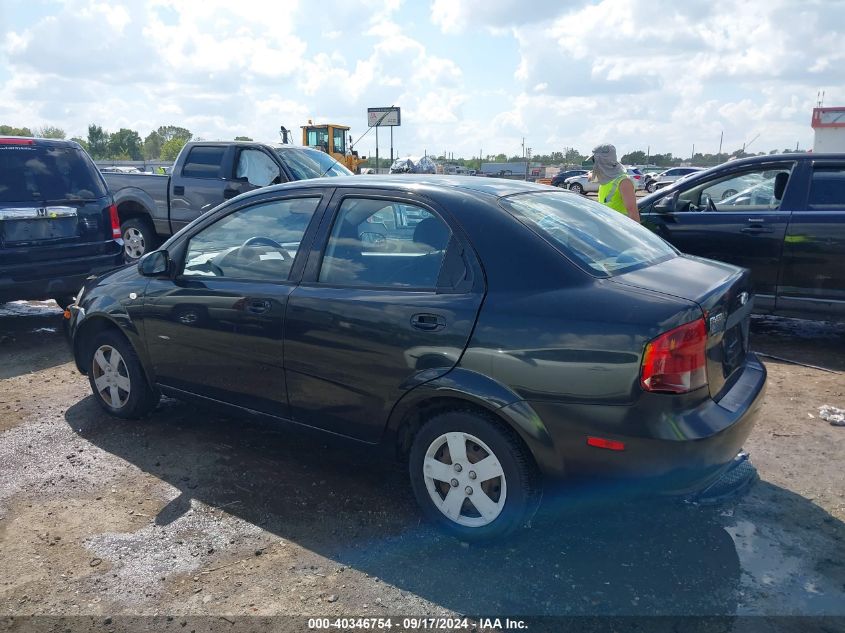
[646,145,650,164]
[718,131,723,156]
[375,127,379,174]
[390,127,393,165]
[691,143,695,162]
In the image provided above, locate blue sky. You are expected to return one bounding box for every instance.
[1,0,843,160]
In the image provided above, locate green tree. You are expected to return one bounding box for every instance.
[0,124,34,136]
[157,125,192,143]
[160,136,189,161]
[143,131,163,160]
[87,124,110,159]
[33,125,66,139]
[621,150,648,165]
[234,135,253,141]
[108,128,143,160]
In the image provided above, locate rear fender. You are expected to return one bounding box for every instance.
[384,368,564,476]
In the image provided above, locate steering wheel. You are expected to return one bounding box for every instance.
[706,195,718,212]
[240,236,291,260]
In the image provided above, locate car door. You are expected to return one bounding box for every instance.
[141,192,327,417]
[232,146,287,195]
[169,144,230,232]
[641,161,796,311]
[283,190,485,443]
[777,160,845,320]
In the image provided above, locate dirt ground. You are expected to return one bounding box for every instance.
[1,300,844,628]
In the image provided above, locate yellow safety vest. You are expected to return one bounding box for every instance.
[598,175,629,215]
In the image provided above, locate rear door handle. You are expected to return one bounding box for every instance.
[172,185,185,195]
[410,313,446,331]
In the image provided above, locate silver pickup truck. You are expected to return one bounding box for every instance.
[104,140,352,260]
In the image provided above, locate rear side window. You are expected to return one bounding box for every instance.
[182,146,226,179]
[501,191,676,277]
[808,166,845,210]
[0,144,106,202]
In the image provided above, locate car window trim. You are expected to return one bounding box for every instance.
[301,188,479,294]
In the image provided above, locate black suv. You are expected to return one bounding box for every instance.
[0,137,123,307]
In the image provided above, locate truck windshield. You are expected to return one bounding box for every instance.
[500,191,677,277]
[276,147,353,179]
[0,144,107,203]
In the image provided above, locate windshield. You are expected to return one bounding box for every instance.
[500,191,677,277]
[274,147,353,179]
[0,144,107,203]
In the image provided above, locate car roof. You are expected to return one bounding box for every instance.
[0,136,83,149]
[249,174,556,200]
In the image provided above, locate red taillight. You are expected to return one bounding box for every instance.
[641,317,708,394]
[108,204,121,240]
[587,437,625,451]
[0,137,34,145]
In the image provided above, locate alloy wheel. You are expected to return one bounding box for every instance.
[422,431,507,528]
[123,227,146,259]
[91,344,131,409]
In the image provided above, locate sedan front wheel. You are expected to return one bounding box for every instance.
[409,410,540,541]
[87,330,159,419]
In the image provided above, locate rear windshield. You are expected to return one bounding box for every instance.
[275,147,353,180]
[500,191,677,277]
[0,144,107,203]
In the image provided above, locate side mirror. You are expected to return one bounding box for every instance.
[138,250,170,277]
[654,190,680,213]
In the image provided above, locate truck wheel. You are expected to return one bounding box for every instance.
[121,218,159,261]
[409,409,541,542]
[87,330,159,419]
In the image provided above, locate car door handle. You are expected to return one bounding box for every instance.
[410,313,446,331]
[223,188,240,199]
[740,219,773,234]
[173,185,185,195]
[246,299,271,314]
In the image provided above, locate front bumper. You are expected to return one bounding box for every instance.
[525,353,767,496]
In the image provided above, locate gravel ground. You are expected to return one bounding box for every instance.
[0,301,844,628]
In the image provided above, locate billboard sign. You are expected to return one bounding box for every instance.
[368,107,401,127]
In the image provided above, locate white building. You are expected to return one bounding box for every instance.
[812,107,845,152]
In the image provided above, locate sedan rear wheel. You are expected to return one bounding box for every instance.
[87,330,158,419]
[646,181,657,193]
[569,182,584,194]
[409,410,540,541]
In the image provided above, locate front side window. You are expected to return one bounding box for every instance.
[678,164,794,211]
[501,191,677,277]
[236,149,281,187]
[319,198,451,288]
[183,197,319,281]
[182,146,226,179]
[807,166,845,210]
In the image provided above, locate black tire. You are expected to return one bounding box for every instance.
[86,329,159,419]
[408,409,541,542]
[52,295,76,309]
[721,189,738,200]
[569,182,584,194]
[121,217,159,261]
[646,181,657,193]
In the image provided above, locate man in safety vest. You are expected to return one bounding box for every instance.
[590,144,640,222]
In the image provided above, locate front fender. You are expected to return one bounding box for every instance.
[384,368,565,476]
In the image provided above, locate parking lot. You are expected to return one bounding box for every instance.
[1,300,844,624]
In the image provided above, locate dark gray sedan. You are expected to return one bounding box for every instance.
[66,176,765,541]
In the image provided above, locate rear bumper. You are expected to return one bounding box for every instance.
[521,353,767,496]
[0,243,123,302]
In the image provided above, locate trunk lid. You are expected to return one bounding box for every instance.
[611,255,754,399]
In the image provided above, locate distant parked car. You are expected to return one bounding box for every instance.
[650,167,704,192]
[68,176,764,541]
[565,168,644,194]
[551,169,588,187]
[0,137,124,308]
